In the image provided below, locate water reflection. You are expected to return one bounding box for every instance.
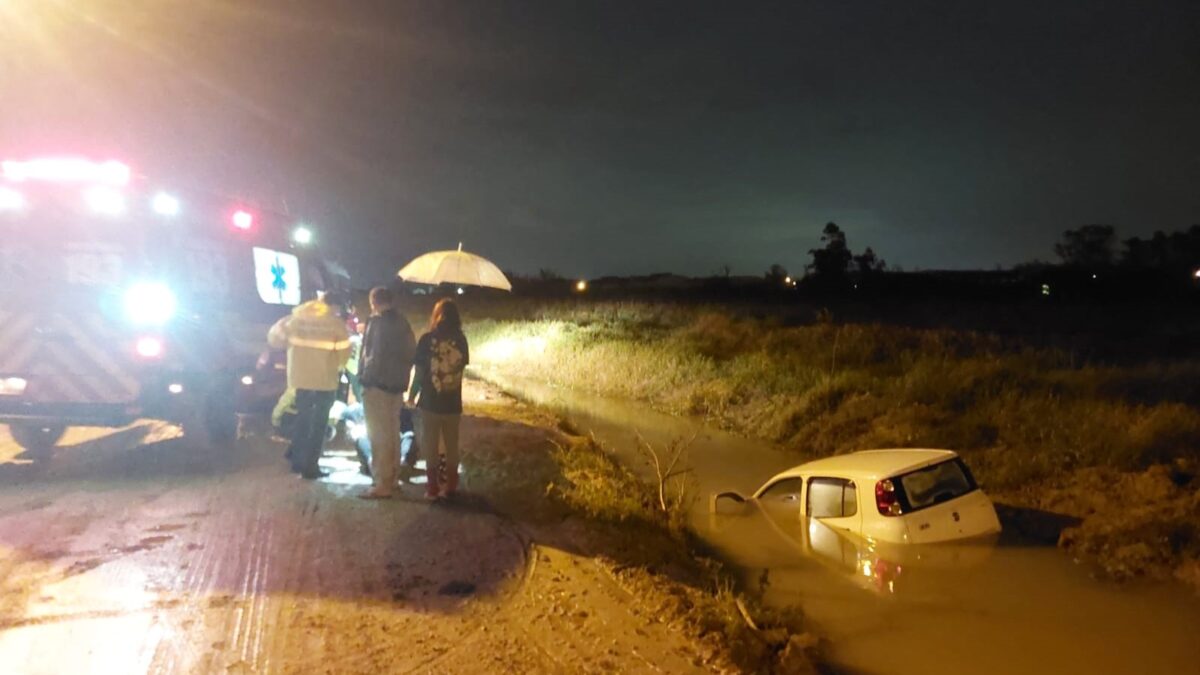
[480,370,1200,675]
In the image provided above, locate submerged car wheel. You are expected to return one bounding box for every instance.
[9,424,67,455]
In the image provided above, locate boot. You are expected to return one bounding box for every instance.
[424,460,441,500]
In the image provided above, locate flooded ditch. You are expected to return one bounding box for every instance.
[478,370,1200,675]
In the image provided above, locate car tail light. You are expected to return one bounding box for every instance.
[875,479,903,516]
[135,336,164,359]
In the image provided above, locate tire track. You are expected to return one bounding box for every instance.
[399,519,533,675]
[148,490,223,675]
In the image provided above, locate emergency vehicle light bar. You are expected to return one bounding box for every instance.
[1,158,131,186]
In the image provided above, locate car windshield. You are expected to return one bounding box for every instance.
[896,459,976,510]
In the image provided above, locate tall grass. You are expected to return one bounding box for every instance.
[463,302,1200,491]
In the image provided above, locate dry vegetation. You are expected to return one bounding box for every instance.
[464,394,821,673]
[457,299,1200,588]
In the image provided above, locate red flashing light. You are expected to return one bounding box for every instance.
[232,209,254,230]
[135,336,164,359]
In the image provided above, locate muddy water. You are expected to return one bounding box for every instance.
[479,371,1200,675]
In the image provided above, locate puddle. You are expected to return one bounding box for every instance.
[115,535,174,554]
[438,581,477,597]
[482,371,1200,675]
[62,559,104,578]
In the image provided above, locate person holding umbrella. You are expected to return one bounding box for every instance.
[357,286,417,499]
[407,298,469,500]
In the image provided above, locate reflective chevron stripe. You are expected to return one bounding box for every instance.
[289,336,352,351]
[0,312,144,404]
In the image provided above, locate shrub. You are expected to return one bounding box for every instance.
[465,300,1200,492]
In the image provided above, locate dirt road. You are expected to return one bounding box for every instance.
[0,405,711,673]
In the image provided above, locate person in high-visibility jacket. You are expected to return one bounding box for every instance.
[268,292,353,479]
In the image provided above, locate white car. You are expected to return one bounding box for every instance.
[712,449,1001,544]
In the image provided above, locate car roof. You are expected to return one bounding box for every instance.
[763,449,959,485]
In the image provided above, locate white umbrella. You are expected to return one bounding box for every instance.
[397,243,512,291]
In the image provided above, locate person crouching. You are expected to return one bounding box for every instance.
[357,286,417,499]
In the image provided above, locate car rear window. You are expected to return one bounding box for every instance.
[895,459,977,512]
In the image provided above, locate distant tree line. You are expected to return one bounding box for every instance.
[1055,224,1200,274]
[766,222,886,286]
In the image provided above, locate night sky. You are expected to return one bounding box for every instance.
[2,1,1198,282]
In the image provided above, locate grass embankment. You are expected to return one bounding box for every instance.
[462,301,1200,588]
[465,393,820,673]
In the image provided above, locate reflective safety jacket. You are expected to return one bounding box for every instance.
[267,300,352,392]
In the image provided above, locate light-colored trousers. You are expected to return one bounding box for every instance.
[363,388,404,490]
[419,410,461,490]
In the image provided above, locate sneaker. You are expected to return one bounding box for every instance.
[299,469,329,480]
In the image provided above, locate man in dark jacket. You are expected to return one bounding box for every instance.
[357,286,417,498]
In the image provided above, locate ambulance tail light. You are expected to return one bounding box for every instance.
[135,336,164,360]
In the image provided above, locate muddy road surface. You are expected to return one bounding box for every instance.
[0,414,709,674]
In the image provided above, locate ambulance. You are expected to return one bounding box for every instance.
[0,157,342,454]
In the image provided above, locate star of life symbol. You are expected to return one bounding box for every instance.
[271,261,288,292]
[253,247,301,305]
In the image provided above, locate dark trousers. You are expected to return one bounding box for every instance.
[287,389,336,474]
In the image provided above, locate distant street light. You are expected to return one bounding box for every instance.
[1193,268,1200,280]
[292,226,313,245]
[575,280,588,292]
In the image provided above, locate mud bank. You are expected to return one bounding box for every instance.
[1000,461,1200,592]
[463,386,822,674]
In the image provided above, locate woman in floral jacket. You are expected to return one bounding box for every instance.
[408,298,469,499]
